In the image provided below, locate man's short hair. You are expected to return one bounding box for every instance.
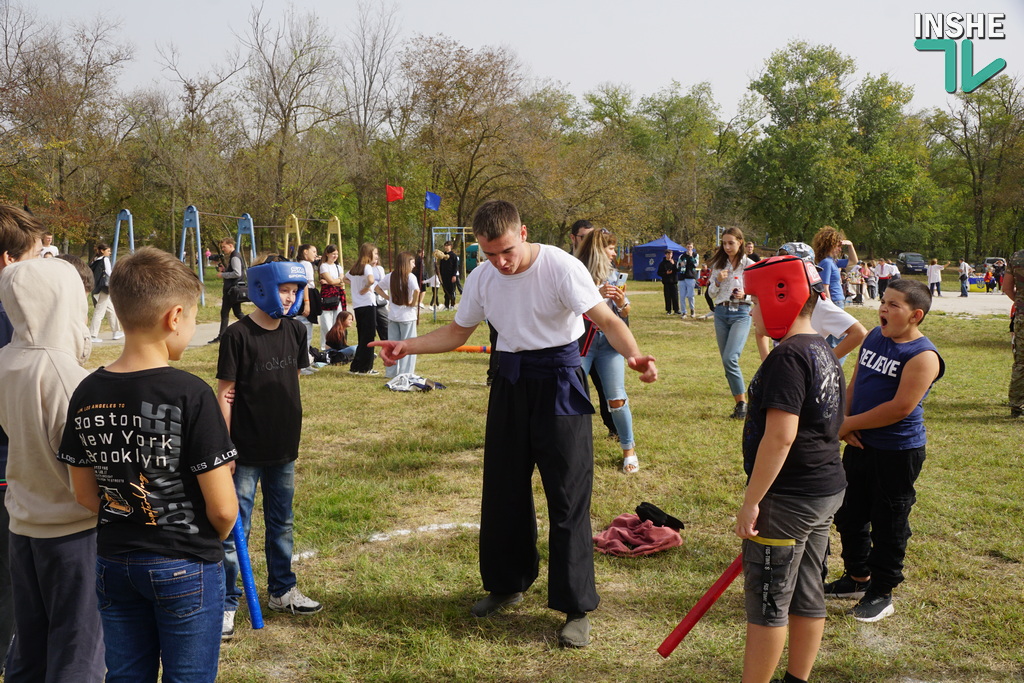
[570,219,593,237]
[473,200,521,241]
[109,247,203,331]
[219,237,235,248]
[0,205,44,260]
[443,241,453,248]
[886,278,932,321]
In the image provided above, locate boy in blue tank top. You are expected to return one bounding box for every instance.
[826,278,944,623]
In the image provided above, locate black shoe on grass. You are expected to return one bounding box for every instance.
[824,573,871,599]
[850,592,894,622]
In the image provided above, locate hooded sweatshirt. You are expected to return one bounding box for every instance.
[0,258,95,538]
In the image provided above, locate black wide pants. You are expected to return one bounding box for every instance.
[480,371,599,614]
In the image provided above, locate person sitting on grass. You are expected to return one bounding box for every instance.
[216,259,323,640]
[735,255,848,683]
[826,278,944,623]
[58,247,239,682]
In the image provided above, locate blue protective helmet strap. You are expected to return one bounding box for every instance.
[247,262,308,319]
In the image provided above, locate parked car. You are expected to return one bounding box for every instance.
[975,256,1003,271]
[896,252,926,274]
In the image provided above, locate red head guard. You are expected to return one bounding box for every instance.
[743,255,824,340]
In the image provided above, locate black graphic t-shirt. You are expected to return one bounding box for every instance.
[216,315,307,466]
[58,367,237,562]
[742,334,847,497]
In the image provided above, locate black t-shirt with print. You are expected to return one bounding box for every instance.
[742,334,847,497]
[217,315,308,466]
[58,367,237,562]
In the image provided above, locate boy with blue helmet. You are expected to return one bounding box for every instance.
[215,258,322,640]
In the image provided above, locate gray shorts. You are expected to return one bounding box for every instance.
[743,490,845,627]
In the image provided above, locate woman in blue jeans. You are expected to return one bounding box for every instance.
[574,229,639,473]
[707,227,755,419]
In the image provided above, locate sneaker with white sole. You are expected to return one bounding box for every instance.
[112,331,124,340]
[824,572,871,599]
[268,586,322,614]
[222,609,236,640]
[850,592,894,622]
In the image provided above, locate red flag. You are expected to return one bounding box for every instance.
[386,185,404,202]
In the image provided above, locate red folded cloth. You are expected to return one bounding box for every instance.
[593,513,683,557]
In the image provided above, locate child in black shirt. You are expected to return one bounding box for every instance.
[58,247,238,683]
[734,256,848,683]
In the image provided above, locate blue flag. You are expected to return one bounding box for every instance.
[424,191,441,211]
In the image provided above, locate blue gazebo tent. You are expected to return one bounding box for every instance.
[632,235,685,281]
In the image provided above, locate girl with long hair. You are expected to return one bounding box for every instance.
[295,243,319,374]
[346,243,382,375]
[574,229,640,473]
[318,245,346,350]
[89,243,122,342]
[811,226,858,308]
[381,251,422,378]
[708,227,754,418]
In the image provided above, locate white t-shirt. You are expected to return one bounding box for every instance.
[319,262,342,285]
[40,245,59,258]
[347,264,375,308]
[887,263,900,278]
[811,297,857,339]
[455,244,603,353]
[926,264,943,284]
[959,261,972,277]
[381,272,420,323]
[299,260,315,289]
[875,262,888,278]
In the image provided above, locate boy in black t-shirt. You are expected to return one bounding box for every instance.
[216,259,322,640]
[58,247,239,682]
[734,256,848,683]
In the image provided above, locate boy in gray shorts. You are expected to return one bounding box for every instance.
[734,256,848,683]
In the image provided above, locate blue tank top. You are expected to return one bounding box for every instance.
[850,327,944,449]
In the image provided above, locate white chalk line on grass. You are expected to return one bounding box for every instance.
[368,522,481,543]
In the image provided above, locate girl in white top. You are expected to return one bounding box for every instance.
[345,243,382,375]
[295,244,318,371]
[89,243,121,341]
[318,245,345,350]
[707,227,755,419]
[380,252,422,378]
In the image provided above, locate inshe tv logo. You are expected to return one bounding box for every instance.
[915,13,1007,93]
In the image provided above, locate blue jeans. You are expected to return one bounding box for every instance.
[97,552,224,683]
[224,462,296,610]
[960,277,969,296]
[714,304,752,397]
[678,279,696,315]
[385,319,417,378]
[580,332,635,450]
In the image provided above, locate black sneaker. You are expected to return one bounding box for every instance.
[824,573,871,599]
[850,592,894,622]
[730,401,747,419]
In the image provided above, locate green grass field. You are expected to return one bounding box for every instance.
[84,276,1024,682]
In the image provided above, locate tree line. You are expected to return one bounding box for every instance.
[1,1,1021,262]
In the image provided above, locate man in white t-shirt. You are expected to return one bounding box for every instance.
[39,232,58,258]
[372,201,657,648]
[958,257,973,297]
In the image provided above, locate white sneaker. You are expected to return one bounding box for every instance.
[90,337,103,343]
[222,609,236,640]
[268,586,322,614]
[112,331,124,340]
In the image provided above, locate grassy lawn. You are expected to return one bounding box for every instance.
[84,277,1024,683]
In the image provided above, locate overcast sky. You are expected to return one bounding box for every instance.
[39,0,1023,118]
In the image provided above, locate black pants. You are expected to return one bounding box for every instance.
[6,529,105,682]
[351,305,377,372]
[878,278,890,298]
[441,278,457,308]
[662,281,679,313]
[374,303,389,342]
[481,372,599,614]
[487,323,500,385]
[589,366,615,436]
[834,444,926,594]
[219,289,244,337]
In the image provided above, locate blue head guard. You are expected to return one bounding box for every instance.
[247,261,308,318]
